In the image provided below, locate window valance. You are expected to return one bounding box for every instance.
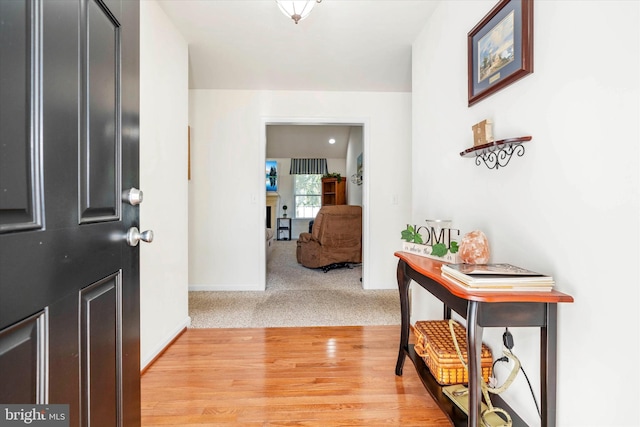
[289,158,328,175]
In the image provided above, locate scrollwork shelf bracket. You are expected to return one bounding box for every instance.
[460,136,532,171]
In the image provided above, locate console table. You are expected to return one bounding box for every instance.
[394,252,574,427]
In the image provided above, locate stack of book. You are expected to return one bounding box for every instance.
[440,263,555,292]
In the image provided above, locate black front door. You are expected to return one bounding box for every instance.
[0,0,141,425]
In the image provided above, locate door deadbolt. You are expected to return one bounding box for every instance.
[122,188,144,206]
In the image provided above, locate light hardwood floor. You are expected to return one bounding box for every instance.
[141,325,451,426]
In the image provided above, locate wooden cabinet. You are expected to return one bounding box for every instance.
[321,177,346,206]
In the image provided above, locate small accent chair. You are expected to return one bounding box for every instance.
[296,205,362,270]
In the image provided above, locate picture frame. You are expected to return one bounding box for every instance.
[468,0,533,106]
[265,160,278,192]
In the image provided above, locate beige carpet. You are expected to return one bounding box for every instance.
[189,240,401,328]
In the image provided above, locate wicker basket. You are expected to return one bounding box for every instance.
[413,320,493,385]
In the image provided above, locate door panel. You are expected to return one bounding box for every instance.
[0,0,43,232]
[0,311,46,404]
[81,0,120,223]
[0,0,140,425]
[81,273,121,426]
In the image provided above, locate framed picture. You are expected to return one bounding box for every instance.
[265,160,277,192]
[468,0,533,106]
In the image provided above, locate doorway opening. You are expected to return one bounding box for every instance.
[261,118,369,290]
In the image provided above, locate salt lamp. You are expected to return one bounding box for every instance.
[459,230,490,264]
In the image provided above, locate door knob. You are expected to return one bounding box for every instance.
[126,227,154,247]
[122,187,144,205]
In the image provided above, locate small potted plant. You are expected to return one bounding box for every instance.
[322,172,342,183]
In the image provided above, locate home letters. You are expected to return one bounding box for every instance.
[411,225,460,248]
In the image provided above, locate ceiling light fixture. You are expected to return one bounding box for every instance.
[329,138,336,144]
[276,0,322,24]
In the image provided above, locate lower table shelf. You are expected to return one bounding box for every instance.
[404,345,528,427]
[276,217,291,240]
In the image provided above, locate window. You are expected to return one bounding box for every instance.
[294,174,321,219]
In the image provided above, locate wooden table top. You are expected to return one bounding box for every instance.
[395,251,574,304]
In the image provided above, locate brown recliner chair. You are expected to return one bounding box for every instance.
[296,205,362,271]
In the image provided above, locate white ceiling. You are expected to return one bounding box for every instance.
[266,124,358,158]
[156,0,438,92]
[157,0,437,158]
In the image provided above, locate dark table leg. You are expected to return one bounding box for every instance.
[467,301,482,427]
[444,305,452,320]
[541,303,557,427]
[395,260,411,376]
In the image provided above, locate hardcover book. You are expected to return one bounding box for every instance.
[440,273,554,292]
[441,263,554,287]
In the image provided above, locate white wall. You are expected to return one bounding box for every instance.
[189,90,412,291]
[139,0,190,369]
[411,1,639,426]
[346,127,364,205]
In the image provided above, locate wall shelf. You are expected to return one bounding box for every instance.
[460,136,532,170]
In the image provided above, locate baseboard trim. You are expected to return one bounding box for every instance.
[140,316,191,375]
[189,283,265,291]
